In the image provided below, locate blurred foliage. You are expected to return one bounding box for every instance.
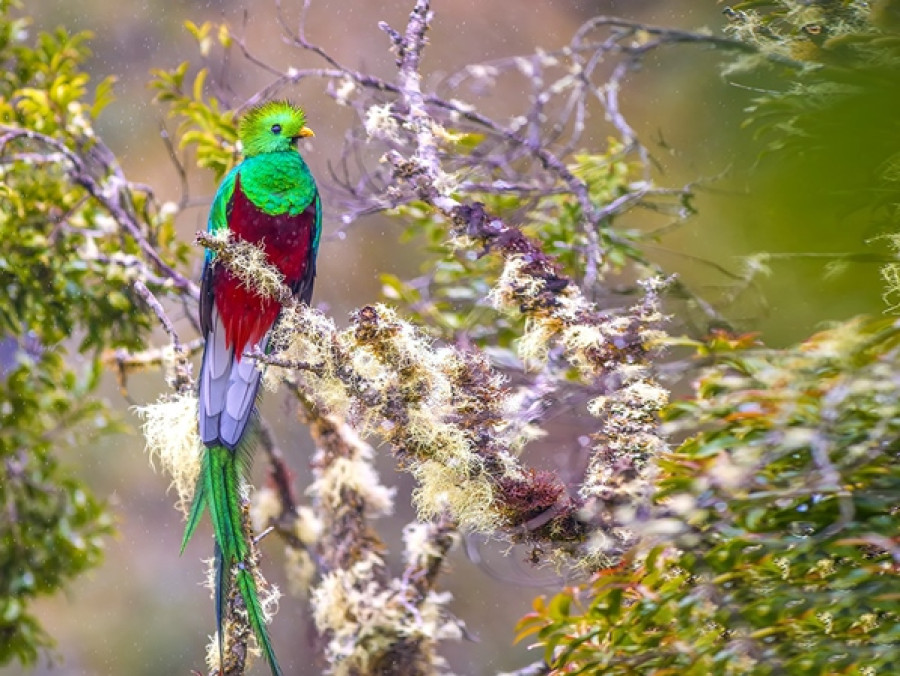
[723,0,900,223]
[518,318,900,674]
[515,4,900,671]
[0,0,173,664]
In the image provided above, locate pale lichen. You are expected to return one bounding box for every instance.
[411,459,496,533]
[401,522,457,567]
[134,391,203,513]
[249,486,281,533]
[310,549,460,675]
[364,103,401,142]
[284,547,317,597]
[293,505,324,545]
[488,250,670,559]
[272,303,509,534]
[309,453,395,518]
[202,229,287,305]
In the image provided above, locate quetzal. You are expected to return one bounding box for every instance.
[181,100,320,676]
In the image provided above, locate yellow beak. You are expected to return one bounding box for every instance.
[298,126,315,138]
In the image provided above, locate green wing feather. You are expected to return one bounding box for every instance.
[205,165,239,262]
[312,191,323,257]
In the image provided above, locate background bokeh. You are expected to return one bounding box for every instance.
[6,1,889,674]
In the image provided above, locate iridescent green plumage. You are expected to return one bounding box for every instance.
[183,100,321,676]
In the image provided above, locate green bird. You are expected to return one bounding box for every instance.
[181,100,321,676]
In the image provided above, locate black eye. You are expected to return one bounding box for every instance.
[271,124,282,135]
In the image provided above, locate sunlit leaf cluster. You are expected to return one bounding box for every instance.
[150,21,239,181]
[0,3,185,350]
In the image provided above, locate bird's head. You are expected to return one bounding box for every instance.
[238,100,314,157]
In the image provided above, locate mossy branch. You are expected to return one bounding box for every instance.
[200,191,664,570]
[307,414,462,675]
[378,0,670,564]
